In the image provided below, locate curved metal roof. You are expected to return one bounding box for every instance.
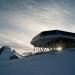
[31,30,75,47]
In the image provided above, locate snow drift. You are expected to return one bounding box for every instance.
[0,50,75,75]
[0,46,14,60]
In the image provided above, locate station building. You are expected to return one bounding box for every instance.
[31,30,75,53]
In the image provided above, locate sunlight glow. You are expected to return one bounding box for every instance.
[56,46,62,51]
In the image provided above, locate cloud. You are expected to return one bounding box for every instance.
[0,0,75,51]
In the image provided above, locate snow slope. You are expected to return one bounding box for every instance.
[0,46,14,61]
[0,50,75,75]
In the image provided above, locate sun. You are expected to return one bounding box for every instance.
[56,46,62,51]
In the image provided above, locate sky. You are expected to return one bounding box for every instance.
[0,0,75,53]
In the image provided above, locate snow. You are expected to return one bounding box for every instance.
[0,50,75,75]
[0,46,14,61]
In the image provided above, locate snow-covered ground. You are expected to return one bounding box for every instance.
[0,50,75,75]
[0,46,14,61]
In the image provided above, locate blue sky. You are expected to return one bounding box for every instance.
[0,0,75,51]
